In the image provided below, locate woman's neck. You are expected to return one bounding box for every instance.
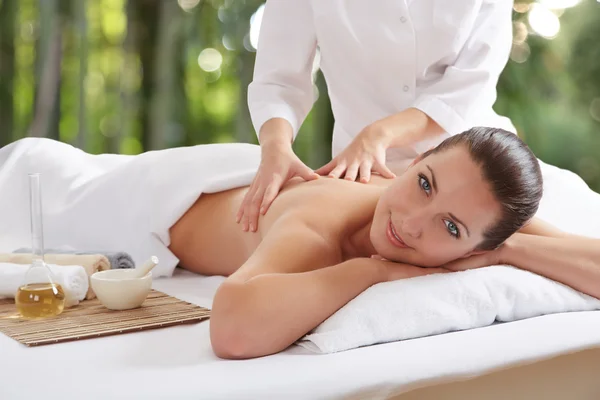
[342,220,377,260]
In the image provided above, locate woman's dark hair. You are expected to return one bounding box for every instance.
[422,127,543,251]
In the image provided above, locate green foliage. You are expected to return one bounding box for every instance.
[1,0,599,191]
[496,2,600,190]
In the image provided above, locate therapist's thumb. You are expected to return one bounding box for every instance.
[296,163,320,181]
[374,162,396,179]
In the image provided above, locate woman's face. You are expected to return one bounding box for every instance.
[371,145,501,267]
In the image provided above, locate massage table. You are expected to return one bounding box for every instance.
[2,139,600,398]
[2,268,600,400]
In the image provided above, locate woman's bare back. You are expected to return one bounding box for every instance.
[168,176,387,276]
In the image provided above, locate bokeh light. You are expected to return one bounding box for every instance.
[218,6,227,22]
[222,35,236,51]
[205,69,222,83]
[539,0,581,9]
[249,4,265,50]
[590,98,600,122]
[197,48,223,72]
[101,4,126,45]
[20,22,36,41]
[99,115,119,138]
[513,21,529,44]
[178,0,201,12]
[84,72,105,96]
[510,42,531,63]
[528,3,561,39]
[312,49,321,76]
[313,84,320,102]
[513,3,531,13]
[243,33,254,52]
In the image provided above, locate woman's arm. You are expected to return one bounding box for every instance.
[210,220,443,359]
[501,218,600,299]
[444,217,600,299]
[212,257,381,359]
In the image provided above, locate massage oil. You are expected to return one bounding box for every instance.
[15,173,66,319]
[16,283,66,319]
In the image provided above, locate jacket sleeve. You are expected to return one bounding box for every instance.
[412,0,513,135]
[247,0,318,141]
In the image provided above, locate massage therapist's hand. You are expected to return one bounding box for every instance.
[317,108,445,183]
[316,123,396,183]
[237,140,319,232]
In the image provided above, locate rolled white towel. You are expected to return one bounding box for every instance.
[0,262,89,308]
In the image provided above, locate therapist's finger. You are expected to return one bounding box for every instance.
[315,159,336,176]
[241,188,259,232]
[295,163,320,181]
[236,189,248,222]
[237,173,261,222]
[359,162,372,183]
[247,186,267,232]
[328,163,347,179]
[236,206,244,224]
[344,163,360,181]
[237,182,256,224]
[240,184,260,231]
[240,196,252,231]
[373,160,396,179]
[260,175,284,215]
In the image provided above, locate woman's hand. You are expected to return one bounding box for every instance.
[370,255,450,281]
[442,246,505,272]
[236,143,319,232]
[315,123,396,183]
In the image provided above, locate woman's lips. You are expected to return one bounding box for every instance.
[387,218,409,249]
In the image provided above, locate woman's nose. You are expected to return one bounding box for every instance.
[402,211,424,239]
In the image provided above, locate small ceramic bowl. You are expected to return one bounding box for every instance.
[90,269,152,311]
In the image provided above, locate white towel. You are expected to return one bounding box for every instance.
[298,266,600,353]
[0,263,89,308]
[0,138,260,277]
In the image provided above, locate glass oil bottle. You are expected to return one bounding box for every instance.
[15,173,66,319]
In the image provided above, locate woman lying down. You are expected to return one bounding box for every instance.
[167,127,600,359]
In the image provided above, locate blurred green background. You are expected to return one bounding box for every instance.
[0,0,599,190]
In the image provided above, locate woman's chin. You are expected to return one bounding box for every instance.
[372,233,445,267]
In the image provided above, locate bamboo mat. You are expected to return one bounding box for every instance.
[0,290,210,347]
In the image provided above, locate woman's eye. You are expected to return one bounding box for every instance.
[419,174,431,194]
[445,220,460,238]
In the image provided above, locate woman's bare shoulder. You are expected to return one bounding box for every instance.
[261,177,381,234]
[230,216,343,282]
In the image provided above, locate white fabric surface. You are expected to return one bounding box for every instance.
[0,138,260,277]
[2,269,600,400]
[2,138,600,398]
[300,159,600,353]
[300,266,600,353]
[249,0,516,159]
[0,262,88,307]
